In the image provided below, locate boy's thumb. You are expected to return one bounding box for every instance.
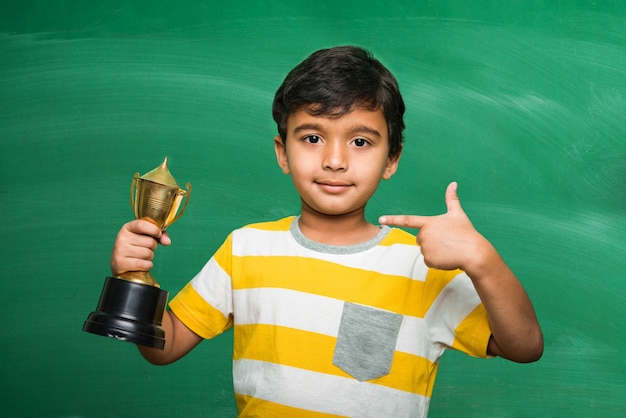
[158,231,172,246]
[445,182,462,213]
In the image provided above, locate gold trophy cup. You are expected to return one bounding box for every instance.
[83,157,191,349]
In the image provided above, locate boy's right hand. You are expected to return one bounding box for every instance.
[110,219,171,277]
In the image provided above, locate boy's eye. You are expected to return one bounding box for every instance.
[304,135,321,144]
[352,138,368,147]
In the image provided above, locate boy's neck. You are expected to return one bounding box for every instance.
[297,209,380,246]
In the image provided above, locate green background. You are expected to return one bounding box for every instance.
[1,1,625,416]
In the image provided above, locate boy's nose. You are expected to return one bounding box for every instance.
[322,142,348,171]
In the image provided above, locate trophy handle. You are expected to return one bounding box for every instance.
[170,181,192,225]
[129,173,140,218]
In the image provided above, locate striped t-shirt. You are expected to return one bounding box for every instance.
[169,216,491,417]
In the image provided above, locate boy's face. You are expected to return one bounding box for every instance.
[275,107,400,218]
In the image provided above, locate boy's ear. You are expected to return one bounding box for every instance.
[274,135,290,174]
[382,149,402,180]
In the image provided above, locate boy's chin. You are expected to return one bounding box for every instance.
[302,204,367,219]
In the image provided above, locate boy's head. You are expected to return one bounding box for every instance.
[272,46,405,159]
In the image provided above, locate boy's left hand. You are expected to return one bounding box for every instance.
[379,182,491,275]
[381,182,544,363]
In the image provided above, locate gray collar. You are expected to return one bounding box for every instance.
[290,216,391,254]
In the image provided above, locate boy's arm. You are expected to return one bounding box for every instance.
[137,310,202,365]
[379,182,544,363]
[111,220,202,365]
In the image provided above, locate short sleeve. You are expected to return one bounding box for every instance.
[424,269,492,358]
[168,235,235,339]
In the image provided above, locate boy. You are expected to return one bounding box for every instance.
[111,46,543,417]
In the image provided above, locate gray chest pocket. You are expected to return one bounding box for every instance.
[332,302,403,382]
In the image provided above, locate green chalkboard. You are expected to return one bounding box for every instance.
[1,1,625,417]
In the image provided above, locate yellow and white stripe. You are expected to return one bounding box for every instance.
[169,217,491,417]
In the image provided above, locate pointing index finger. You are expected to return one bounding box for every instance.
[379,215,427,229]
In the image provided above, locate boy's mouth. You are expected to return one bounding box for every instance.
[315,180,352,193]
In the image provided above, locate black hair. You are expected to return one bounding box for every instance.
[272,46,405,158]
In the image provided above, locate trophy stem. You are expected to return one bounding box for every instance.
[118,270,160,288]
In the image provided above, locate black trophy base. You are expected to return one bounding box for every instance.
[83,276,169,350]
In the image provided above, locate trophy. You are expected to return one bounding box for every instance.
[83,157,191,349]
